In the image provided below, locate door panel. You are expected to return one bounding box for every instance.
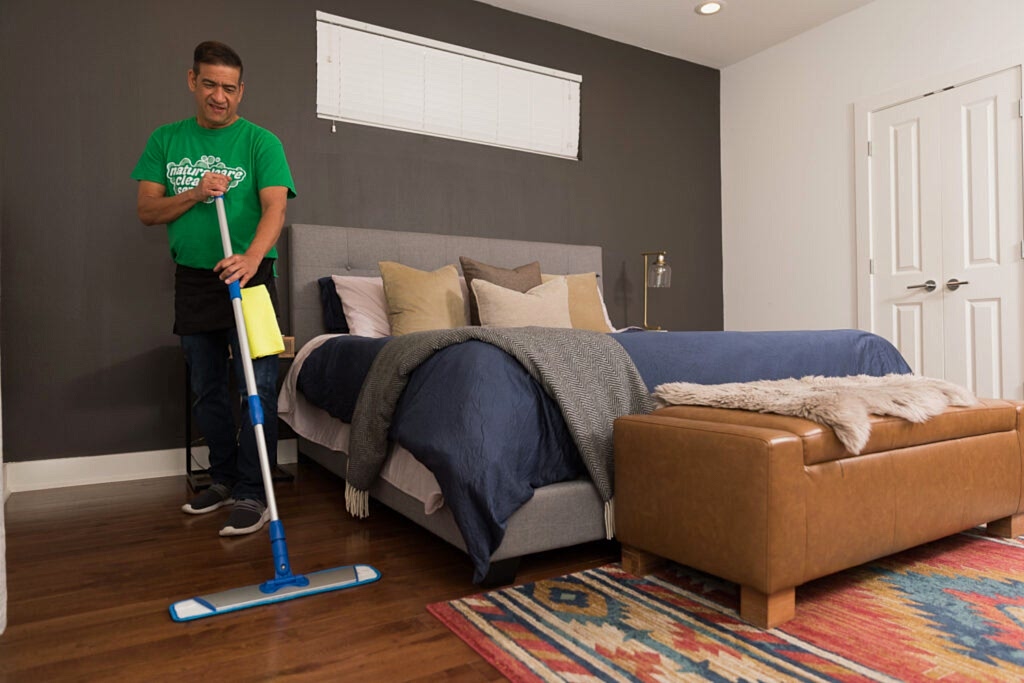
[964,299,1002,399]
[893,303,925,373]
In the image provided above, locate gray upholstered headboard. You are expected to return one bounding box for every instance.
[288,224,604,347]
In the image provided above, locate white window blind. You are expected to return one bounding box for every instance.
[316,11,581,160]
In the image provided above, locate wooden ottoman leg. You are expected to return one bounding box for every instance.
[987,514,1024,538]
[740,585,795,628]
[621,545,666,576]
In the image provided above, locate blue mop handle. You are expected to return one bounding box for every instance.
[214,196,295,583]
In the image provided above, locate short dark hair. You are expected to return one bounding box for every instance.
[192,41,243,80]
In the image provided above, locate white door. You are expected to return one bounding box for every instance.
[940,69,1023,399]
[867,66,1024,400]
[869,93,945,379]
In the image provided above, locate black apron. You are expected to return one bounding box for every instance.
[173,258,279,335]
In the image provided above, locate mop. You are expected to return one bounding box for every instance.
[170,195,380,622]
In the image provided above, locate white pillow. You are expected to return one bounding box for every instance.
[472,277,573,328]
[331,275,390,337]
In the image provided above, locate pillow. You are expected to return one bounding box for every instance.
[458,276,472,323]
[459,256,543,325]
[472,277,572,328]
[379,261,467,335]
[318,276,348,333]
[541,272,615,332]
[330,275,390,337]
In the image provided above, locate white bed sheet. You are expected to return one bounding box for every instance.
[277,334,445,514]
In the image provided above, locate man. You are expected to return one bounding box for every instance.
[132,41,296,536]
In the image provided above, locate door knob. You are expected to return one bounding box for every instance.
[906,279,937,292]
[946,278,970,291]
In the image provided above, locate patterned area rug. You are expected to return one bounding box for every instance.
[428,532,1024,682]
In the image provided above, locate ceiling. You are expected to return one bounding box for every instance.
[472,0,876,69]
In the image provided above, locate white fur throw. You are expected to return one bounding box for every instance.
[652,374,978,454]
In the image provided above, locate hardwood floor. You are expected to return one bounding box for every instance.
[0,460,618,682]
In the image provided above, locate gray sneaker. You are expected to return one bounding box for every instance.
[182,483,234,515]
[220,499,270,536]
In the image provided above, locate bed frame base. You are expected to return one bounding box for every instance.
[479,558,521,588]
[296,437,608,585]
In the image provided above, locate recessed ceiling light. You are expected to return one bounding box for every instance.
[695,1,724,15]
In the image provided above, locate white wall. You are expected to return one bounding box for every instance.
[721,0,1024,331]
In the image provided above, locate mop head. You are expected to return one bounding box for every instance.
[170,564,380,622]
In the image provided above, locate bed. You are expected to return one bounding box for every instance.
[280,223,913,585]
[282,224,620,585]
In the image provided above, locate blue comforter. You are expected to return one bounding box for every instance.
[616,329,911,388]
[297,328,910,582]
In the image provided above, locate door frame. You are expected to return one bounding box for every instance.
[853,49,1024,332]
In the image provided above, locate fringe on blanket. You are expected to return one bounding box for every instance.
[604,499,615,539]
[345,483,370,519]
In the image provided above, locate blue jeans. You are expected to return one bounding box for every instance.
[181,329,278,502]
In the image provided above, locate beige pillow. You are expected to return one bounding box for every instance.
[541,272,614,332]
[472,277,572,328]
[379,261,467,335]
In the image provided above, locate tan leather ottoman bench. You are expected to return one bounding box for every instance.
[614,398,1024,628]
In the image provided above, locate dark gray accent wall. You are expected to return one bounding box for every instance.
[0,0,721,462]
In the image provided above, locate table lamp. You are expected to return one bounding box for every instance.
[642,251,671,330]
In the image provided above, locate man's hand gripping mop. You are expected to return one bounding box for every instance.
[170,195,380,621]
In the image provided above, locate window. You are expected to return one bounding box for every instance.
[316,11,582,159]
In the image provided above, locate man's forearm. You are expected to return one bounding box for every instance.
[212,186,289,286]
[138,188,203,226]
[243,203,286,262]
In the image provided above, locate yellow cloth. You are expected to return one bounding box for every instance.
[240,285,285,358]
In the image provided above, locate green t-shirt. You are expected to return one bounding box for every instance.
[131,117,296,269]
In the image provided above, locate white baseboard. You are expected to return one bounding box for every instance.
[2,439,298,494]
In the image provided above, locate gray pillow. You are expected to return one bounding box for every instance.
[459,256,543,325]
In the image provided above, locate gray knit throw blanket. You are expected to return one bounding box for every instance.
[344,327,654,537]
[653,373,978,454]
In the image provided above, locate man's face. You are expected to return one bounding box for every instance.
[188,63,244,129]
